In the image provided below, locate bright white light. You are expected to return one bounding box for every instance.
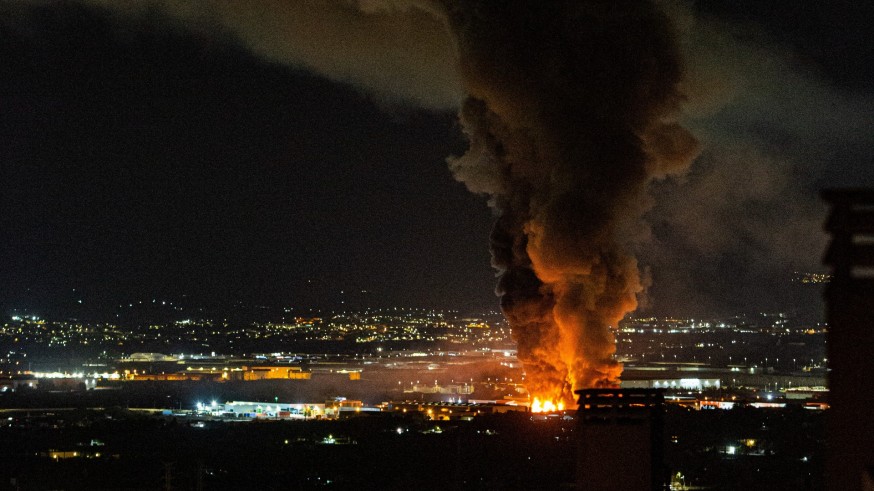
[396,427,403,435]
[211,400,217,407]
[726,446,736,455]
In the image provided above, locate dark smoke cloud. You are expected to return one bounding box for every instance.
[82,0,462,109]
[444,1,698,402]
[641,2,874,319]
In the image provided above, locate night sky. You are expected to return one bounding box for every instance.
[1,1,872,319]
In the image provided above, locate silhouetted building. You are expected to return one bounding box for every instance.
[823,189,874,490]
[575,388,666,491]
[0,375,38,392]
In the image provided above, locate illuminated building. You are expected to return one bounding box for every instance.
[125,352,178,362]
[123,365,313,381]
[220,401,326,418]
[575,389,666,491]
[325,397,364,415]
[402,382,474,395]
[125,371,224,381]
[232,366,312,381]
[621,377,720,391]
[822,189,874,490]
[214,399,375,419]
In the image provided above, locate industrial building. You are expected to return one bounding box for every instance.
[196,398,373,419]
[621,377,720,391]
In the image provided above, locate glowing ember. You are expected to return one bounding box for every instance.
[530,397,566,413]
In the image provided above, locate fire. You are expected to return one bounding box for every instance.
[530,397,566,413]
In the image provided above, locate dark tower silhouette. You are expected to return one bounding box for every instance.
[822,189,874,490]
[575,388,667,490]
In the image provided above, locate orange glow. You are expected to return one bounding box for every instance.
[530,397,566,413]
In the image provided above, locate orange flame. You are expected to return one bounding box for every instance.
[530,397,566,413]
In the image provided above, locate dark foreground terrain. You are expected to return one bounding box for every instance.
[0,398,823,490]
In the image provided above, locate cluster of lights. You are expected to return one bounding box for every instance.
[29,371,120,379]
[195,401,219,411]
[3,308,514,354]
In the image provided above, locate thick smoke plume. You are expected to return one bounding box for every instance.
[445,1,698,403]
